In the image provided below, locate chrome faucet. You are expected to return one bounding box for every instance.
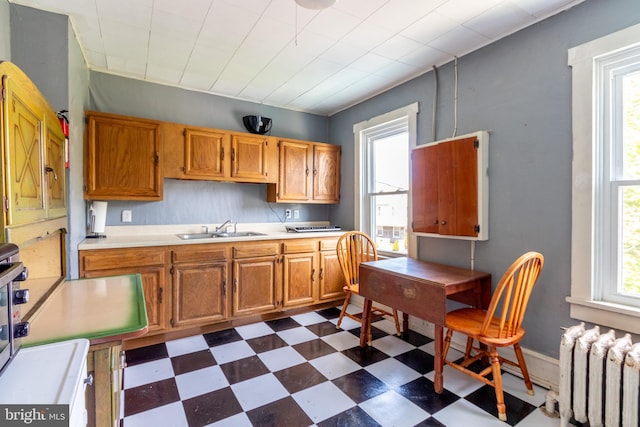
[215,220,233,233]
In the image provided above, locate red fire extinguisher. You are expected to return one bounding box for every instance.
[57,110,69,168]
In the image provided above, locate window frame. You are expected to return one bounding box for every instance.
[353,103,418,258]
[568,23,640,333]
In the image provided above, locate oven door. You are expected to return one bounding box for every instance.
[0,281,10,373]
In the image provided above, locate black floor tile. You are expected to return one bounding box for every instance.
[293,338,339,360]
[394,348,435,374]
[124,343,168,366]
[341,345,389,367]
[397,377,459,414]
[273,362,327,394]
[306,320,343,337]
[203,328,244,347]
[246,396,313,427]
[317,405,382,427]
[400,329,433,347]
[265,317,302,331]
[182,387,243,426]
[349,325,388,341]
[219,355,270,384]
[124,377,180,417]
[170,349,216,375]
[332,369,390,403]
[315,307,342,319]
[465,384,537,426]
[246,333,289,353]
[414,417,447,426]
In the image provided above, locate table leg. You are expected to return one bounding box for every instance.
[360,298,373,347]
[402,313,409,333]
[434,324,444,393]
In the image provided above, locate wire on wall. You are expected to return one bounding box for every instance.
[451,56,458,139]
[432,65,438,142]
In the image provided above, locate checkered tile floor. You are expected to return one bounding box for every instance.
[121,306,558,427]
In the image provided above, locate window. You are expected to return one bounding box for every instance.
[569,23,640,333]
[354,103,418,257]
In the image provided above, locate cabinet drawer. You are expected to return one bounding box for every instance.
[319,239,339,251]
[233,243,278,258]
[282,240,316,254]
[80,248,166,271]
[172,245,228,263]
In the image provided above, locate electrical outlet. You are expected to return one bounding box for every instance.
[121,209,132,223]
[293,209,300,219]
[285,209,292,219]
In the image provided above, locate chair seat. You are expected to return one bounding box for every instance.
[344,284,359,293]
[446,307,525,347]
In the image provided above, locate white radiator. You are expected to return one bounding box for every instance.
[544,322,640,427]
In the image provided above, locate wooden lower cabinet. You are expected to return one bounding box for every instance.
[282,239,317,307]
[232,242,280,316]
[318,239,344,300]
[85,341,124,427]
[171,244,228,327]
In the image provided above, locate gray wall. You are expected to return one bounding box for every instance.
[88,72,334,231]
[329,0,640,357]
[0,0,9,60]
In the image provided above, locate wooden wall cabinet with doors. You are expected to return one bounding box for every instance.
[170,244,229,328]
[84,111,163,201]
[1,61,66,226]
[411,131,489,240]
[78,246,169,334]
[231,242,281,317]
[267,138,341,204]
[162,123,278,183]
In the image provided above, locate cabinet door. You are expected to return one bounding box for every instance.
[45,118,66,218]
[319,243,345,300]
[312,143,341,203]
[230,133,274,182]
[232,257,278,316]
[85,112,162,200]
[411,144,439,233]
[184,128,227,179]
[83,266,167,334]
[172,262,227,327]
[283,253,316,307]
[4,76,46,225]
[277,140,312,201]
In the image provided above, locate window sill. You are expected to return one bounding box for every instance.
[566,296,640,334]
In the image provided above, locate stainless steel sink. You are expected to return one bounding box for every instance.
[176,231,267,240]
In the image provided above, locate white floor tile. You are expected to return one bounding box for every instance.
[371,334,414,357]
[515,407,560,427]
[230,373,289,411]
[500,371,548,406]
[359,390,429,427]
[329,315,361,330]
[277,326,318,345]
[292,381,355,423]
[207,412,253,427]
[165,335,209,357]
[424,364,484,396]
[321,330,361,351]
[372,318,401,336]
[291,311,328,326]
[209,340,255,365]
[124,358,174,389]
[122,402,188,427]
[235,322,274,340]
[175,365,229,400]
[309,352,361,380]
[365,358,422,388]
[432,398,506,427]
[258,346,306,372]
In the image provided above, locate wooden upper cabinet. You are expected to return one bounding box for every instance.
[411,131,489,240]
[267,139,341,204]
[184,128,227,179]
[230,133,276,183]
[84,111,162,200]
[1,62,67,226]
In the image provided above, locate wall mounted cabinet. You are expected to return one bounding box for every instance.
[411,131,489,240]
[267,139,341,204]
[84,111,163,201]
[1,62,66,226]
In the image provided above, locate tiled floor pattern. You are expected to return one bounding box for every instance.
[122,306,559,427]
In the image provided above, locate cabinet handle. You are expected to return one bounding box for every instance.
[231,148,235,162]
[311,268,316,282]
[305,168,309,176]
[440,220,447,225]
[313,169,317,176]
[433,220,439,224]
[319,268,324,280]
[154,151,160,165]
[158,287,163,303]
[221,147,225,161]
[44,165,57,181]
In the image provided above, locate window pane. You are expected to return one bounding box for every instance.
[372,133,408,192]
[622,71,640,179]
[371,193,407,254]
[621,185,640,296]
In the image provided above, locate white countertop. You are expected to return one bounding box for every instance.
[78,222,347,250]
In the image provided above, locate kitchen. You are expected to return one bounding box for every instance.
[1,0,640,426]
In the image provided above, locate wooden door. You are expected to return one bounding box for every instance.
[85,112,162,200]
[184,128,227,179]
[172,262,227,327]
[312,143,341,203]
[45,118,66,218]
[411,144,439,233]
[4,75,46,225]
[232,257,278,316]
[277,140,312,201]
[283,252,316,307]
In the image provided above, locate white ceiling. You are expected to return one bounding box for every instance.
[9,0,585,116]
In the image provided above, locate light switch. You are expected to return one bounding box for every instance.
[121,210,132,223]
